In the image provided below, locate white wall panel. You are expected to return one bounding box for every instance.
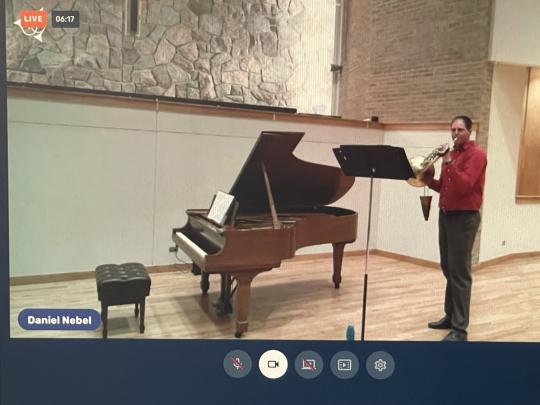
[8,98,156,131]
[8,122,156,276]
[8,96,383,275]
[9,89,537,276]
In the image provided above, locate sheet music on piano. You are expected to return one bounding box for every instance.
[206,191,236,226]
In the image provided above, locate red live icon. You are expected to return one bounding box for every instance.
[20,9,47,29]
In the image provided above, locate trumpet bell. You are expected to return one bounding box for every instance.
[407,156,428,187]
[406,144,448,187]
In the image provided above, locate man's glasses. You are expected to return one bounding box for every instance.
[451,128,467,133]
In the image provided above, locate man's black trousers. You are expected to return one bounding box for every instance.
[438,210,481,332]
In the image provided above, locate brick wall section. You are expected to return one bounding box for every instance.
[341,0,494,263]
[340,0,492,129]
[340,0,372,119]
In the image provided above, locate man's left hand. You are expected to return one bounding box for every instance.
[442,151,452,164]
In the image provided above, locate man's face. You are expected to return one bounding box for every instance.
[451,119,471,149]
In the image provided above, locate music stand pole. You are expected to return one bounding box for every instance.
[361,169,375,341]
[333,145,414,342]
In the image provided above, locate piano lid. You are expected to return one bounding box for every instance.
[229,132,355,213]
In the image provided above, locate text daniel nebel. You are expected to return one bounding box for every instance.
[27,315,92,325]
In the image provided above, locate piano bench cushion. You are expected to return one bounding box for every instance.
[95,263,151,306]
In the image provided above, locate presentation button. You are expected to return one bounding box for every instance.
[259,350,288,379]
[330,351,359,379]
[223,350,252,378]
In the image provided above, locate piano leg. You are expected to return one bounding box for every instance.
[200,272,209,294]
[332,242,346,288]
[214,274,233,314]
[232,269,269,338]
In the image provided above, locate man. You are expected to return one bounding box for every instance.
[423,115,487,342]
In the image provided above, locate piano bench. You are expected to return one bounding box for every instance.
[95,263,151,339]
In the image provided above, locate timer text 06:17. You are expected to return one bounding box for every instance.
[51,10,80,28]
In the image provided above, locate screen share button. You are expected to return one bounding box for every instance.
[294,350,323,379]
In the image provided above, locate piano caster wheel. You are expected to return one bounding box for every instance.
[235,331,243,338]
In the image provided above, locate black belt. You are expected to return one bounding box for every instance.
[440,209,478,215]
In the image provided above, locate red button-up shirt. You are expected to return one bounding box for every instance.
[427,140,487,210]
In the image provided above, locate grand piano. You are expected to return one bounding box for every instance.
[172,131,358,337]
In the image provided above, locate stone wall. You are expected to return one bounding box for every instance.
[6,0,308,107]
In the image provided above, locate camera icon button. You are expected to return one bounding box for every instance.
[259,350,288,379]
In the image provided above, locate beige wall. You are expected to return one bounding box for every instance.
[480,63,540,261]
[288,0,337,114]
[8,95,382,276]
[9,66,540,277]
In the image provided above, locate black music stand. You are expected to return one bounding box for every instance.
[333,145,414,341]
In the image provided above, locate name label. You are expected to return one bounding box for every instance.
[18,309,101,330]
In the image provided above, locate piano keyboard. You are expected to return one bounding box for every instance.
[174,231,207,265]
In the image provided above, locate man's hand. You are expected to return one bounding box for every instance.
[442,151,452,164]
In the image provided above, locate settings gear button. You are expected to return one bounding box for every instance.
[366,351,395,380]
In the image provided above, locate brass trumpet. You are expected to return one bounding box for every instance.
[407,143,450,187]
[407,143,450,220]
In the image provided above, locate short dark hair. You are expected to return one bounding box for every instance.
[451,115,472,131]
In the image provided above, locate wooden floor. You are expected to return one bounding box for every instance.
[9,253,540,341]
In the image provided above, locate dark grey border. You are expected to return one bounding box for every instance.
[1,0,9,343]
